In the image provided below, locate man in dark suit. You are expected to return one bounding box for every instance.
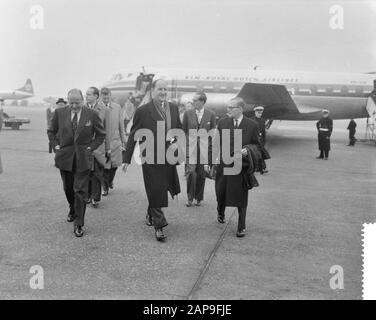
[48,89,105,237]
[213,97,261,238]
[182,92,216,207]
[122,79,181,242]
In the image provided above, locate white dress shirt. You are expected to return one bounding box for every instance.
[233,114,243,128]
[196,108,204,124]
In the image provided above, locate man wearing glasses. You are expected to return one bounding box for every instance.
[213,97,260,238]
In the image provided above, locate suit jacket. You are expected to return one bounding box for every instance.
[86,101,110,166]
[214,116,260,208]
[47,106,106,173]
[103,102,126,168]
[182,108,216,164]
[123,100,181,208]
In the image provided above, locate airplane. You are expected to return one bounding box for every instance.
[0,79,34,102]
[103,67,376,125]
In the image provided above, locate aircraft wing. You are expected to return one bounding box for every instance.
[236,83,300,118]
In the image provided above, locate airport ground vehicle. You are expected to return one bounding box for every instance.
[2,112,30,130]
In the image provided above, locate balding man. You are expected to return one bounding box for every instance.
[122,79,181,242]
[48,89,105,237]
[213,97,261,238]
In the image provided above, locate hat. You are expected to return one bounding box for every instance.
[322,109,329,114]
[254,106,264,112]
[56,98,67,104]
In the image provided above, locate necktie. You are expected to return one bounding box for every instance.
[72,113,78,132]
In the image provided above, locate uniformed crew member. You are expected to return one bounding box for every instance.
[251,106,267,146]
[316,109,333,160]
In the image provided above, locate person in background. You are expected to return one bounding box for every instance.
[85,87,109,208]
[178,102,186,124]
[316,109,333,160]
[347,119,357,146]
[182,92,216,207]
[100,87,127,196]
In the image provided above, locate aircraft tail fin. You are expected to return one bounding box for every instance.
[17,79,34,94]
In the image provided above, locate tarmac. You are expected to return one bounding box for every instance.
[0,105,375,300]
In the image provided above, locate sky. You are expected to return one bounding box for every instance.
[0,0,375,97]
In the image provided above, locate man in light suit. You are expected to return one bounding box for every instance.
[122,79,181,242]
[182,92,216,207]
[47,89,105,237]
[100,87,127,195]
[85,87,109,207]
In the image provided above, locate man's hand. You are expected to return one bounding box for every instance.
[122,163,129,174]
[55,145,60,150]
[241,148,248,156]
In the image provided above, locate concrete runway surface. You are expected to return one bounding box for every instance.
[0,105,375,300]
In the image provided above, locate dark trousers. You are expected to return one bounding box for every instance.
[147,206,168,230]
[186,164,206,202]
[60,169,90,227]
[48,142,53,154]
[217,204,247,231]
[103,167,117,190]
[88,158,103,201]
[349,131,356,146]
[319,150,329,158]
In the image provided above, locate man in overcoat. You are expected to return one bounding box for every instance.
[213,97,261,238]
[100,87,127,195]
[122,79,181,242]
[316,109,333,160]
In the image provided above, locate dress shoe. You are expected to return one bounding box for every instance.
[74,225,84,237]
[236,229,246,238]
[155,229,166,241]
[67,214,75,222]
[91,199,99,208]
[85,197,92,204]
[217,215,225,224]
[146,214,153,226]
[186,200,193,207]
[102,189,109,196]
[324,157,329,160]
[194,200,201,206]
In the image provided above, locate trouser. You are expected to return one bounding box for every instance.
[48,141,53,153]
[186,164,206,202]
[103,167,117,190]
[147,206,168,230]
[319,150,329,158]
[60,169,90,227]
[349,132,356,146]
[217,204,247,231]
[88,158,103,202]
